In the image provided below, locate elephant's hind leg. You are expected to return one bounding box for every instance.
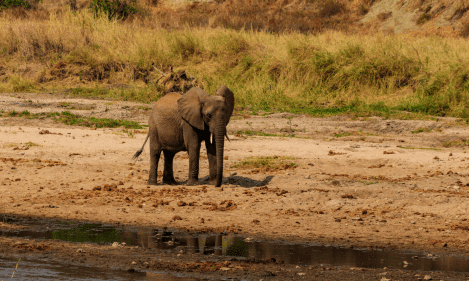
[148,134,161,185]
[162,150,177,185]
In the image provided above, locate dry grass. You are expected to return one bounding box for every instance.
[2,2,469,117]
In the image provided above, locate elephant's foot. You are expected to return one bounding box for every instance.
[208,178,217,185]
[187,178,199,186]
[163,179,178,185]
[147,178,158,185]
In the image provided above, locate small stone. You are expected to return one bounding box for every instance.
[76,249,85,253]
[423,275,432,280]
[220,267,231,271]
[380,277,390,281]
[403,261,408,265]
[453,186,460,190]
[131,261,137,265]
[112,242,120,247]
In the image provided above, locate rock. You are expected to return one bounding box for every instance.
[380,277,390,281]
[453,186,460,190]
[297,272,306,276]
[76,249,85,253]
[131,261,137,265]
[423,275,432,280]
[220,267,231,271]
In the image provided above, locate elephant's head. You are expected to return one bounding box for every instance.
[177,85,235,187]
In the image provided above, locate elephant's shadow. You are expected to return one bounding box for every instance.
[200,175,274,188]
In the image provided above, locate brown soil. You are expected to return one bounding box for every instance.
[2,92,469,280]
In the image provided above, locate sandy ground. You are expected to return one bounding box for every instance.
[2,92,469,280]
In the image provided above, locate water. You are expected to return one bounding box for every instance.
[0,257,205,280]
[2,215,469,273]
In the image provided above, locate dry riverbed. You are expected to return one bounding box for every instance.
[1,92,469,280]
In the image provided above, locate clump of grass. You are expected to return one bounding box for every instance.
[89,0,140,20]
[0,0,37,10]
[443,141,469,147]
[332,130,377,137]
[411,127,432,134]
[397,146,442,150]
[6,110,30,117]
[7,110,143,129]
[233,156,298,173]
[25,141,39,147]
[416,13,432,25]
[235,130,294,138]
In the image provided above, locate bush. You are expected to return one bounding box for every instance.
[89,0,138,20]
[0,0,34,9]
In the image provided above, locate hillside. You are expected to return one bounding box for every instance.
[2,0,469,118]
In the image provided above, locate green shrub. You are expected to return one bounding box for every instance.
[89,0,138,20]
[0,0,32,9]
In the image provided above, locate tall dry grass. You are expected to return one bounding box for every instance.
[1,6,469,117]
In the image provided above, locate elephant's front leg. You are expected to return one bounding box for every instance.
[187,141,201,186]
[205,135,217,184]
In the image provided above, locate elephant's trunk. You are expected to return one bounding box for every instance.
[215,120,225,187]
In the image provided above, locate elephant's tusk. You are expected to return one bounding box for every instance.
[225,133,231,142]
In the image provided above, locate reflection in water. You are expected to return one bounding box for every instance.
[0,257,147,281]
[2,218,469,273]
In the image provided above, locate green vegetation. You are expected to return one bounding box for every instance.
[332,130,377,138]
[234,156,298,172]
[0,0,36,10]
[25,141,39,147]
[235,130,294,138]
[411,127,431,134]
[89,0,140,20]
[443,140,469,147]
[6,110,143,129]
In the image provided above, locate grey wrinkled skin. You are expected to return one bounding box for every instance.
[133,85,235,187]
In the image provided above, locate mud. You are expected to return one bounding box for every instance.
[2,92,469,280]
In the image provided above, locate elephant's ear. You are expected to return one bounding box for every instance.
[216,85,235,126]
[177,87,206,130]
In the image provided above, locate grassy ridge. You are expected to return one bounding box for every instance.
[2,9,469,118]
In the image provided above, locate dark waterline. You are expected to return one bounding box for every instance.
[2,215,469,273]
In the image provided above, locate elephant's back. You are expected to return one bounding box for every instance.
[150,93,185,149]
[152,92,181,117]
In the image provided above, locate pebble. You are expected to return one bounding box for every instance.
[453,186,460,190]
[423,275,432,280]
[131,261,137,265]
[76,249,85,253]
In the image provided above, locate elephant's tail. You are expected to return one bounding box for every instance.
[132,134,150,160]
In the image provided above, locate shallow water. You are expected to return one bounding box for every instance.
[0,257,208,281]
[2,215,469,273]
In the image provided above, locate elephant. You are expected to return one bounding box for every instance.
[133,85,235,187]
